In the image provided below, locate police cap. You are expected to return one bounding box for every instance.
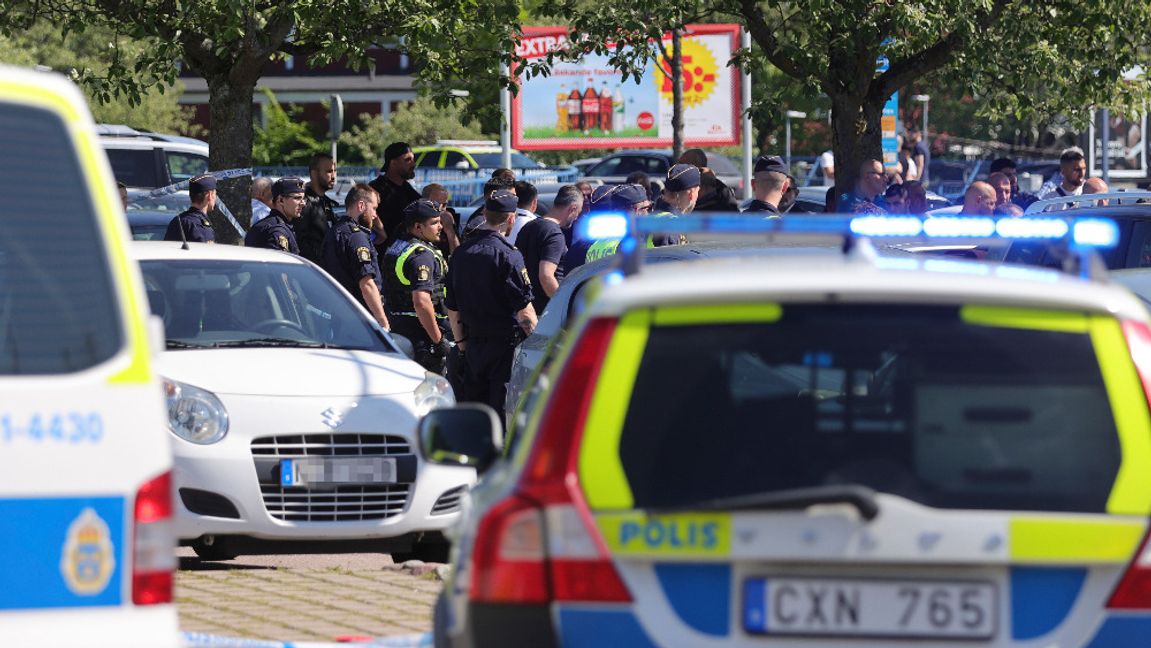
[485,190,518,213]
[272,177,305,200]
[665,163,701,191]
[189,174,217,193]
[611,183,649,210]
[403,199,441,225]
[588,184,617,212]
[754,155,790,176]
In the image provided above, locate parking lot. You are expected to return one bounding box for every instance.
[176,551,441,643]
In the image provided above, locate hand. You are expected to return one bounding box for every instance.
[431,337,451,358]
[379,315,391,331]
[518,316,536,336]
[439,208,457,229]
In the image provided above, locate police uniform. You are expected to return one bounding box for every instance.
[743,156,787,218]
[320,214,382,312]
[383,200,450,373]
[445,191,534,415]
[563,182,682,273]
[164,174,216,243]
[245,177,302,253]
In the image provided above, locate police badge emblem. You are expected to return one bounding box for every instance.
[417,265,430,282]
[59,508,115,595]
[521,267,531,285]
[277,235,289,250]
[357,246,372,263]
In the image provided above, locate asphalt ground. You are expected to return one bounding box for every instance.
[176,549,444,644]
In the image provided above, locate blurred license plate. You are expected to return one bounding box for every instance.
[744,577,996,639]
[280,457,396,486]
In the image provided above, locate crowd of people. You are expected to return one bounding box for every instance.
[157,138,1119,423]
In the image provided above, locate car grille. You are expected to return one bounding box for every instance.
[431,486,467,515]
[251,433,411,456]
[252,433,413,522]
[259,484,411,522]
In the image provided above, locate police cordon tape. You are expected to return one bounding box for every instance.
[181,631,432,647]
[142,168,254,239]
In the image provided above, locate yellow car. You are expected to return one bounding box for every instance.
[412,140,544,172]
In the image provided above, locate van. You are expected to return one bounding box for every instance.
[0,66,178,646]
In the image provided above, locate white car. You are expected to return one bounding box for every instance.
[132,241,473,561]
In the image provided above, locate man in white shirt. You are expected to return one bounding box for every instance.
[250,176,273,224]
[510,180,538,242]
[1036,147,1087,201]
[818,149,835,186]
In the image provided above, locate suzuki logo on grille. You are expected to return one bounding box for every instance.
[321,403,355,429]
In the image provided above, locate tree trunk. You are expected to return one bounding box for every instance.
[206,74,255,244]
[830,93,885,208]
[671,28,683,160]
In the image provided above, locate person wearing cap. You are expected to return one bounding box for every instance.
[382,199,451,373]
[320,183,390,331]
[296,153,340,265]
[515,184,583,314]
[657,163,702,217]
[445,189,536,421]
[163,174,217,243]
[461,176,517,239]
[244,177,304,253]
[678,148,740,212]
[369,142,421,245]
[744,155,792,217]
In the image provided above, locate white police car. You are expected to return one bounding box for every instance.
[0,66,178,646]
[424,213,1151,647]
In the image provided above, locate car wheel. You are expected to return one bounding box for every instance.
[392,540,450,564]
[191,535,237,561]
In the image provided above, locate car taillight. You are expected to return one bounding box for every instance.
[132,470,175,605]
[470,318,631,604]
[1107,320,1151,609]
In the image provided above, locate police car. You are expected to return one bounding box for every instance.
[0,66,178,646]
[424,213,1151,647]
[132,241,471,562]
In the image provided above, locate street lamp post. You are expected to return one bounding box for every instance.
[784,110,807,172]
[911,94,930,142]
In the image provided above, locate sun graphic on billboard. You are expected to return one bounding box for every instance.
[655,37,719,108]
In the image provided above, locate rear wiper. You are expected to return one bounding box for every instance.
[211,338,330,348]
[653,485,880,521]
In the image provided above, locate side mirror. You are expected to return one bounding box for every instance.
[389,332,415,359]
[419,404,504,473]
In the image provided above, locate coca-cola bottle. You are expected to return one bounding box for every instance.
[567,87,582,132]
[581,78,599,134]
[599,82,613,132]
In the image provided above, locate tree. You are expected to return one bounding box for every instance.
[0,20,194,134]
[251,90,326,167]
[533,0,1151,196]
[0,0,520,240]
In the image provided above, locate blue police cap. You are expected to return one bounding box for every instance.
[403,199,441,224]
[754,155,789,176]
[588,184,617,212]
[189,174,217,193]
[485,190,517,213]
[273,177,305,200]
[611,183,649,210]
[665,163,701,191]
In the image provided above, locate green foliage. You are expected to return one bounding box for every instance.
[337,95,486,166]
[251,90,326,166]
[0,20,195,134]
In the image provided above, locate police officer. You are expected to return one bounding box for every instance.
[383,199,451,373]
[656,163,701,216]
[164,174,217,243]
[445,190,536,420]
[561,183,652,273]
[245,177,304,253]
[296,153,340,264]
[743,155,790,217]
[320,183,390,330]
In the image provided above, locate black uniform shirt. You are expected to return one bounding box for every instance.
[320,216,381,309]
[296,185,339,264]
[368,175,421,242]
[743,199,781,216]
[444,229,534,339]
[244,210,299,254]
[163,207,215,243]
[515,217,567,314]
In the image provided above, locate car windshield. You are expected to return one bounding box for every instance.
[618,304,1120,514]
[470,153,542,169]
[139,259,392,351]
[128,192,189,211]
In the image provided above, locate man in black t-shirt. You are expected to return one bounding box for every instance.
[515,185,584,315]
[368,142,421,246]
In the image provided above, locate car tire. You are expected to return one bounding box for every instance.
[392,540,450,564]
[191,535,237,561]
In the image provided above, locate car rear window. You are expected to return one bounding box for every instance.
[618,304,1121,514]
[104,147,160,188]
[0,103,122,374]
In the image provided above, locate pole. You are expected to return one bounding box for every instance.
[922,98,929,145]
[785,114,792,171]
[500,61,512,170]
[329,94,343,166]
[1101,108,1111,183]
[740,29,753,200]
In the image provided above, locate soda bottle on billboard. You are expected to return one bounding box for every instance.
[556,83,568,132]
[581,78,599,134]
[567,85,582,133]
[599,82,613,132]
[613,85,625,133]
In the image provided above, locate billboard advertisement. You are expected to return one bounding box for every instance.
[512,25,742,150]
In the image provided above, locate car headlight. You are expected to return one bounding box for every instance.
[162,377,229,444]
[414,372,455,415]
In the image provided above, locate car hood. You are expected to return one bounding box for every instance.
[157,348,426,397]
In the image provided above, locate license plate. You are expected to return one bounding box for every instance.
[280,457,396,487]
[744,577,996,639]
